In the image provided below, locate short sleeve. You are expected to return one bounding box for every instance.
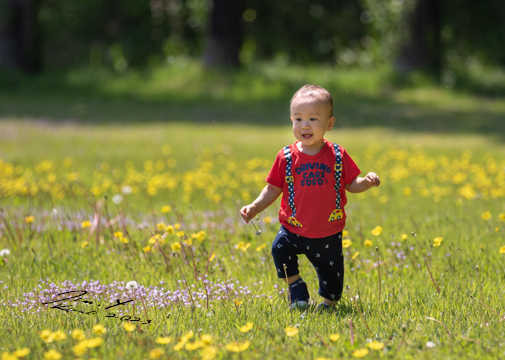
[265,149,285,188]
[342,148,361,185]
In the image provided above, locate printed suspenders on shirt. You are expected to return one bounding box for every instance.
[284,143,343,228]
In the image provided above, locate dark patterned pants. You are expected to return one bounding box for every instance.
[271,225,344,302]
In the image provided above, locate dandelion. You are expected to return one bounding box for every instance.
[43,350,61,360]
[482,211,492,220]
[72,329,86,341]
[165,225,175,234]
[149,237,157,244]
[81,242,89,248]
[52,330,67,341]
[343,230,349,237]
[499,246,505,254]
[367,341,385,350]
[256,243,266,251]
[364,239,372,247]
[156,223,166,231]
[149,348,165,359]
[433,237,443,247]
[161,205,172,213]
[112,194,123,204]
[114,231,123,238]
[285,326,299,337]
[225,341,250,352]
[92,324,106,335]
[119,237,128,244]
[176,231,185,238]
[201,334,212,345]
[126,281,138,290]
[403,187,412,196]
[84,338,103,347]
[239,322,253,333]
[72,342,87,356]
[352,348,369,357]
[263,216,272,223]
[81,221,92,228]
[123,322,136,332]
[371,226,383,236]
[171,242,181,252]
[1,352,17,360]
[156,337,172,344]
[495,228,500,232]
[40,329,55,343]
[234,299,243,306]
[0,249,10,256]
[329,334,340,342]
[143,246,151,252]
[25,216,35,223]
[351,252,359,260]
[13,348,30,358]
[500,213,505,221]
[342,239,352,248]
[174,223,181,230]
[402,234,408,241]
[201,346,217,360]
[209,253,216,261]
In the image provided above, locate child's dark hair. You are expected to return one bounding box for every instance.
[290,84,334,117]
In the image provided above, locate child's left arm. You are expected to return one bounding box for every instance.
[346,172,381,193]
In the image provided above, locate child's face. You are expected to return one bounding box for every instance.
[290,96,335,153]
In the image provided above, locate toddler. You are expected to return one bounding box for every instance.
[240,84,380,311]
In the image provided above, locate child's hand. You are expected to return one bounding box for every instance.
[364,172,381,187]
[240,204,258,223]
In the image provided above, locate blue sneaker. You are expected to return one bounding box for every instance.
[288,278,309,310]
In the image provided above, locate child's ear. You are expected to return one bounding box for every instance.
[291,117,294,123]
[327,116,335,130]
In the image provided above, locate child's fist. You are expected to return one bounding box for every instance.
[240,204,258,223]
[365,172,381,187]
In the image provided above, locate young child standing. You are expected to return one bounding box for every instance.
[240,84,380,310]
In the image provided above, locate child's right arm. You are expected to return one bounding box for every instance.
[240,184,282,223]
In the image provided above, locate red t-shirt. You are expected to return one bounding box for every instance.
[266,140,361,238]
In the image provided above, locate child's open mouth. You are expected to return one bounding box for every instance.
[302,134,312,138]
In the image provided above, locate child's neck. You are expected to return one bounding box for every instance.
[296,140,325,155]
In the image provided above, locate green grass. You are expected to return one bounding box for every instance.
[1,62,505,359]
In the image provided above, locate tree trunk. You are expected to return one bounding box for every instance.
[396,0,442,76]
[203,0,245,68]
[0,0,43,73]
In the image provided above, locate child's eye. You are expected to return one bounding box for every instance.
[310,118,317,121]
[295,118,302,121]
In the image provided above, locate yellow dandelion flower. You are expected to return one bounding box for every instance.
[225,340,250,352]
[40,329,54,343]
[119,237,129,244]
[342,239,352,248]
[256,243,266,251]
[201,346,217,360]
[92,324,106,335]
[495,228,499,232]
[84,338,103,348]
[371,226,383,236]
[433,237,443,247]
[174,223,181,230]
[352,348,369,357]
[156,222,166,231]
[181,331,194,342]
[201,334,212,345]
[72,342,87,356]
[185,341,205,350]
[123,322,136,332]
[171,242,181,252]
[263,216,272,223]
[351,252,360,260]
[401,234,408,241]
[239,322,253,333]
[81,221,92,228]
[234,299,243,306]
[148,237,157,244]
[209,253,216,261]
[364,239,372,247]
[342,230,349,237]
[52,330,66,341]
[329,334,340,342]
[13,348,30,358]
[155,336,172,344]
[25,216,35,223]
[43,350,61,360]
[165,225,175,234]
[143,246,151,252]
[285,326,299,337]
[176,231,185,238]
[499,246,505,254]
[81,242,89,248]
[500,213,505,221]
[114,231,123,238]
[482,211,492,220]
[149,348,165,359]
[72,329,86,340]
[1,352,17,360]
[161,205,172,213]
[367,340,385,350]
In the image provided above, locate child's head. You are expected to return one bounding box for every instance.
[290,84,333,119]
[290,85,335,152]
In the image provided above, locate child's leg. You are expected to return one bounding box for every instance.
[304,231,344,306]
[271,226,309,308]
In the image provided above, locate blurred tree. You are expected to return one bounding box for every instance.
[203,0,245,67]
[0,0,43,73]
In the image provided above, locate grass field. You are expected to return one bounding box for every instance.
[1,62,505,359]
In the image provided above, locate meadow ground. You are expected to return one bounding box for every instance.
[0,62,505,359]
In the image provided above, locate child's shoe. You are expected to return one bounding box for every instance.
[316,303,331,312]
[288,278,309,310]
